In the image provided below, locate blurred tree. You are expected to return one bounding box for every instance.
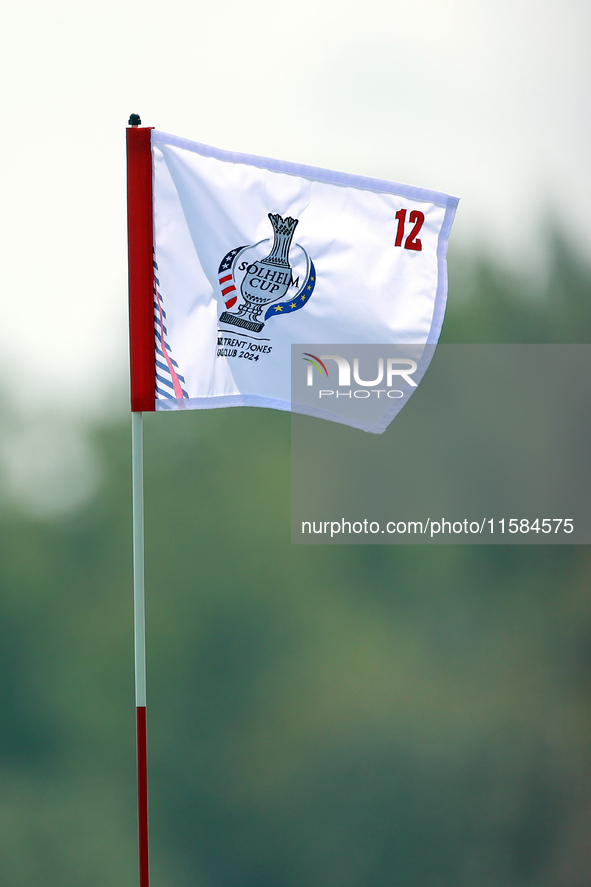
[0,236,590,886]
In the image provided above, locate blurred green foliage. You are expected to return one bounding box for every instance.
[1,233,590,886]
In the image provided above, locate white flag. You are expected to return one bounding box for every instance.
[149,129,458,420]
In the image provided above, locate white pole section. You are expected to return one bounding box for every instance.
[132,410,147,706]
[132,410,150,887]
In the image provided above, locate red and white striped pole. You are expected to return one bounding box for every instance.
[127,115,156,887]
[132,410,149,887]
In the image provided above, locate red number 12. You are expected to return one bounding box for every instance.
[394,209,425,251]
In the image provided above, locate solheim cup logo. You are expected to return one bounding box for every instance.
[218,213,316,334]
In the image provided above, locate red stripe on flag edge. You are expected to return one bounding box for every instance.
[222,285,236,297]
[127,127,156,411]
[154,287,185,399]
[219,274,233,284]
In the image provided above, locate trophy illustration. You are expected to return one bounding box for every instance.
[219,213,298,333]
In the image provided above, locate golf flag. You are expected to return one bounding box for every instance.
[127,127,458,427]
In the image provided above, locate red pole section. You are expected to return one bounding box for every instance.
[136,706,150,887]
[127,127,156,412]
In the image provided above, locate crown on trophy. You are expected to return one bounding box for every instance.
[264,214,299,267]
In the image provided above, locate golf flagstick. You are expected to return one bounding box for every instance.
[127,114,156,887]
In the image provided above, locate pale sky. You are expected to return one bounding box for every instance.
[1,0,590,415]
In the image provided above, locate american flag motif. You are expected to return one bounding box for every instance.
[153,257,189,400]
[218,246,247,309]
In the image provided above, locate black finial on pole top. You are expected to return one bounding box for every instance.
[128,113,142,127]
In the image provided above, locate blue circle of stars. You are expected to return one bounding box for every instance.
[264,259,316,321]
